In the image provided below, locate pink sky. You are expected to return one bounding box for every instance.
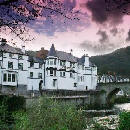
[0,0,130,57]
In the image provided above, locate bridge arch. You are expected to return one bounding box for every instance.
[97,83,130,105]
[106,88,121,105]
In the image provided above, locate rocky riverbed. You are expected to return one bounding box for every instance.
[85,103,130,130]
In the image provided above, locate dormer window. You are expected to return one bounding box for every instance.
[9,53,13,58]
[8,62,13,69]
[60,60,65,66]
[18,55,23,60]
[18,63,23,70]
[30,62,34,67]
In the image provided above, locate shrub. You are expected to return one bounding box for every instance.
[117,112,130,130]
[114,96,129,104]
[14,96,87,130]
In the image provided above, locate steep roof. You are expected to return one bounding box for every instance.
[0,39,23,54]
[56,51,77,62]
[28,56,44,64]
[48,44,57,57]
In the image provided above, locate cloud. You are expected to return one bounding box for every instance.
[110,28,118,36]
[126,29,130,41]
[79,39,123,55]
[86,0,128,25]
[97,30,108,43]
[28,0,90,36]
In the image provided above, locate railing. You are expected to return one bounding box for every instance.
[98,75,130,84]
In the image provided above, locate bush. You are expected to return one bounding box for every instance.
[0,95,25,130]
[14,96,87,130]
[114,96,129,104]
[117,112,130,130]
[7,96,25,112]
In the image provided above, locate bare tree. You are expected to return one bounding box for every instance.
[105,0,130,14]
[0,0,79,41]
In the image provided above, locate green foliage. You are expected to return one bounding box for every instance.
[90,46,130,77]
[0,95,25,130]
[14,96,87,130]
[7,96,25,112]
[0,99,8,130]
[117,112,130,130]
[114,96,129,104]
[13,111,29,130]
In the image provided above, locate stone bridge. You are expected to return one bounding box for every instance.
[97,82,130,104]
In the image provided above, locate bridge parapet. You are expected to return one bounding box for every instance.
[98,75,130,84]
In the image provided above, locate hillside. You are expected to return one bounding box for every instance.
[90,46,130,77]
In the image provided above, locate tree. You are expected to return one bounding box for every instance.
[105,0,130,14]
[0,0,79,41]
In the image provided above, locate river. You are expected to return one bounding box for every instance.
[114,103,130,111]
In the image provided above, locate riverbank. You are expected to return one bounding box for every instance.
[86,103,130,130]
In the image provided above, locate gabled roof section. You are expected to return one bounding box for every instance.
[28,56,44,64]
[0,38,24,54]
[77,55,85,65]
[56,51,77,62]
[48,44,57,57]
[0,42,24,54]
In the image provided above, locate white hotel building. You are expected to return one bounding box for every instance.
[0,39,97,96]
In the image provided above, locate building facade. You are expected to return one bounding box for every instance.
[0,39,97,96]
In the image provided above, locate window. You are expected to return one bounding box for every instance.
[50,60,53,65]
[70,72,73,78]
[60,72,62,77]
[12,74,15,82]
[9,53,13,58]
[30,62,34,67]
[86,86,88,90]
[50,68,53,76]
[18,55,23,60]
[50,68,56,76]
[3,73,7,82]
[38,73,42,79]
[53,79,57,87]
[63,72,65,77]
[60,71,65,77]
[8,62,13,69]
[39,64,42,69]
[0,52,2,57]
[54,70,56,76]
[60,60,65,66]
[30,72,33,78]
[18,63,23,70]
[8,74,11,82]
[74,83,77,87]
[54,59,56,65]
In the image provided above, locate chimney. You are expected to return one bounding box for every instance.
[0,38,7,46]
[84,54,89,67]
[70,49,73,55]
[22,45,25,54]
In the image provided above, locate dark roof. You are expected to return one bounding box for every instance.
[28,56,44,64]
[0,42,24,54]
[48,44,57,57]
[56,51,77,62]
[47,44,97,67]
[77,55,85,65]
